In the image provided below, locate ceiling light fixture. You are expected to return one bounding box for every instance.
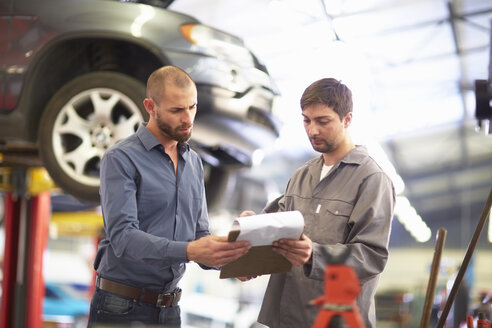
[394,196,432,243]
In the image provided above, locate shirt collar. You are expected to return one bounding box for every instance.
[339,145,368,165]
[309,145,368,177]
[311,145,367,166]
[136,122,190,154]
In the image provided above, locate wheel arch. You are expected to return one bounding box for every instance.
[37,70,150,203]
[19,34,170,142]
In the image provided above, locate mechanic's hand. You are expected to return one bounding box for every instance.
[186,235,251,267]
[272,233,313,266]
[239,210,256,217]
[236,275,258,282]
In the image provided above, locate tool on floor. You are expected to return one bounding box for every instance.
[466,313,491,328]
[310,248,364,328]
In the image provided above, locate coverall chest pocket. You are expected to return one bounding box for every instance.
[311,200,353,244]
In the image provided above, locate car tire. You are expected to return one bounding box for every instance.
[38,72,148,203]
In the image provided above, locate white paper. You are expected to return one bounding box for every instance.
[231,211,304,246]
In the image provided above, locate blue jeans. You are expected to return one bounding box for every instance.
[87,289,181,327]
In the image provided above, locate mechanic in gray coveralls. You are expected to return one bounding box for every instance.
[240,77,396,328]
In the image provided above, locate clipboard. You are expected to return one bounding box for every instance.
[219,230,292,279]
[219,211,304,279]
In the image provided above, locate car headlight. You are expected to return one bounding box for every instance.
[180,24,255,68]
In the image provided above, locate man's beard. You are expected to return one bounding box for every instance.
[310,138,336,153]
[156,114,192,143]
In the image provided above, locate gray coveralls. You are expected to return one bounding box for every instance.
[258,146,396,328]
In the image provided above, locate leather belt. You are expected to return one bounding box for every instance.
[97,276,181,307]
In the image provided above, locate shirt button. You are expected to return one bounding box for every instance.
[335,210,339,215]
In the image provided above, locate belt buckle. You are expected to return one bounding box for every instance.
[156,291,175,308]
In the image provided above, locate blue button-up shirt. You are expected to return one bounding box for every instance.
[94,123,210,293]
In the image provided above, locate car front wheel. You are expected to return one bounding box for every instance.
[38,72,148,203]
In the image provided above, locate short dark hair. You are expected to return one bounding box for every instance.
[300,78,352,120]
[146,65,195,103]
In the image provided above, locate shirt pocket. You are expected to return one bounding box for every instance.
[312,200,353,244]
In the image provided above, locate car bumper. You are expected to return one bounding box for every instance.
[190,113,278,167]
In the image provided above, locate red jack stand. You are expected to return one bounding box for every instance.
[311,249,365,328]
[0,167,54,328]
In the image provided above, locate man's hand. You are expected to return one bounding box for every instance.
[236,275,258,282]
[272,233,313,266]
[187,235,251,267]
[239,210,256,217]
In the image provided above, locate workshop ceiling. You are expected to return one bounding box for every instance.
[170,0,492,249]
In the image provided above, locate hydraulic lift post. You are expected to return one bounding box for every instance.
[0,165,55,328]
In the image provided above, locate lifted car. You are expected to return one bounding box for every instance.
[0,0,279,208]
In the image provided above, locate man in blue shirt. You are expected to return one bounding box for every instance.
[88,66,251,327]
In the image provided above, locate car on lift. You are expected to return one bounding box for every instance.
[0,0,279,209]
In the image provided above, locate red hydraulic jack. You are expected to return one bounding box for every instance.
[0,165,55,328]
[310,248,365,328]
